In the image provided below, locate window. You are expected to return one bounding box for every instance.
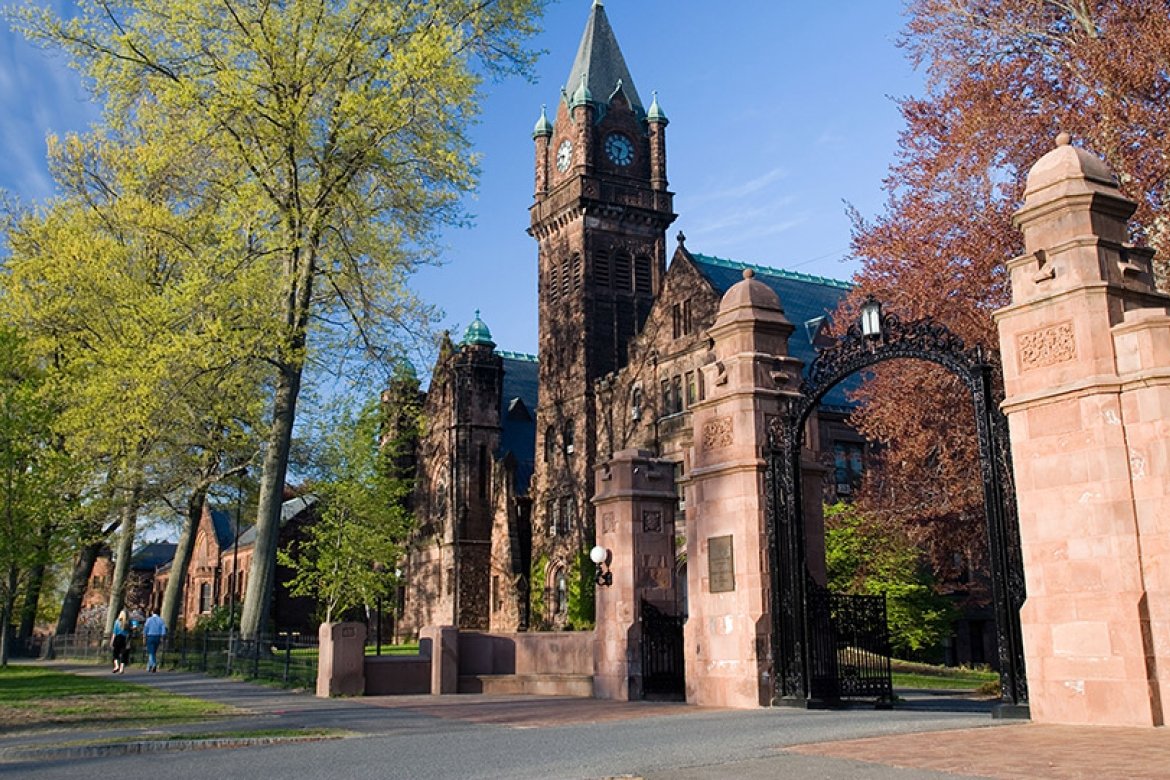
[548,264,559,302]
[661,378,671,414]
[614,252,632,291]
[199,583,213,613]
[833,442,865,496]
[548,500,560,537]
[564,420,575,455]
[674,461,686,512]
[560,496,575,535]
[698,368,706,401]
[571,253,582,292]
[554,567,568,615]
[561,256,572,298]
[634,256,652,295]
[544,426,556,463]
[672,299,693,338]
[478,444,489,500]
[492,576,501,613]
[685,371,697,407]
[594,251,611,288]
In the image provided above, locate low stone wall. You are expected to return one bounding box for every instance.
[457,631,594,676]
[364,655,431,695]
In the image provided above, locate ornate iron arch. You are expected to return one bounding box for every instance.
[766,309,1028,713]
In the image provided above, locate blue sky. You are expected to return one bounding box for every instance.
[0,0,922,358]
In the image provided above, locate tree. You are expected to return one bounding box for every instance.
[279,395,416,624]
[2,131,270,634]
[0,328,75,665]
[823,502,957,660]
[845,0,1170,578]
[12,0,548,638]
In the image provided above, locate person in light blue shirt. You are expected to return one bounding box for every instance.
[143,609,167,672]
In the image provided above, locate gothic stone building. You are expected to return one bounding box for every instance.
[399,2,856,636]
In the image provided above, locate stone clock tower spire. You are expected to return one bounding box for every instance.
[527,1,675,625]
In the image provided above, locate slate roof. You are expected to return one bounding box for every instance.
[498,352,539,494]
[689,253,856,411]
[234,495,318,547]
[129,542,176,572]
[209,508,238,551]
[565,0,643,113]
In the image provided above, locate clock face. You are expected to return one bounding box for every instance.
[604,133,634,166]
[556,140,573,172]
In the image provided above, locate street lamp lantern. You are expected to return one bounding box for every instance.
[590,545,613,587]
[860,296,883,339]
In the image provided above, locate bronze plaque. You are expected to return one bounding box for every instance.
[708,535,735,593]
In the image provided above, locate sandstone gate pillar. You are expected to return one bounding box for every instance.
[685,269,805,707]
[995,135,1170,726]
[592,449,678,700]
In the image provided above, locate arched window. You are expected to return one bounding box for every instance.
[554,566,568,616]
[548,264,560,302]
[561,255,572,298]
[571,253,582,291]
[545,426,556,463]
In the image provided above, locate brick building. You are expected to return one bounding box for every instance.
[399,3,856,636]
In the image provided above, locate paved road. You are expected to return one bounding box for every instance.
[1,663,1007,779]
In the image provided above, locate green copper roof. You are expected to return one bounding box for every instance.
[532,104,553,138]
[460,310,496,348]
[647,91,667,124]
[565,0,643,114]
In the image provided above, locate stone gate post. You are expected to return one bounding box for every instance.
[592,449,678,700]
[995,134,1170,726]
[684,269,805,707]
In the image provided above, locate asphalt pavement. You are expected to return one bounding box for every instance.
[3,662,1163,779]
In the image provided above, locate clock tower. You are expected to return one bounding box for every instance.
[527,0,675,624]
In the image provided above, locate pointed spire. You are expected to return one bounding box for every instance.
[565,0,643,113]
[532,104,553,138]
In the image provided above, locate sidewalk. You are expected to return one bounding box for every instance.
[3,661,1168,779]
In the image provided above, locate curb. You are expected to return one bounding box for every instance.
[0,734,345,763]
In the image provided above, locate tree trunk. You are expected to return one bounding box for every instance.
[162,486,208,634]
[0,566,17,666]
[239,364,301,639]
[18,521,54,641]
[55,539,103,635]
[104,486,141,636]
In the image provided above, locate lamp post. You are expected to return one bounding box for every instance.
[372,562,384,656]
[227,467,245,632]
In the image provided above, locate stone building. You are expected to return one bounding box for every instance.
[399,2,855,636]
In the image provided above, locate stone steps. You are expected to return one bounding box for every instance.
[458,673,593,697]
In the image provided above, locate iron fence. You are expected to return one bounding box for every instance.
[44,630,319,689]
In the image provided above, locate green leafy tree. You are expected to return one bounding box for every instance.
[824,502,957,660]
[0,329,76,665]
[279,395,416,625]
[10,0,549,639]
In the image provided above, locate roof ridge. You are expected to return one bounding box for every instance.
[690,252,853,290]
[498,350,539,362]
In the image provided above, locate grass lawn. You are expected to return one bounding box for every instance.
[0,666,245,732]
[890,659,999,692]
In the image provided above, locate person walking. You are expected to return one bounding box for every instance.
[111,610,130,673]
[143,609,166,672]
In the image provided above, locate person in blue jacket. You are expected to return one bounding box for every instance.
[143,609,167,672]
[111,610,130,673]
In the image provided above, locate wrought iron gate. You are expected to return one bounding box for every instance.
[807,587,893,704]
[641,600,684,699]
[767,306,1028,711]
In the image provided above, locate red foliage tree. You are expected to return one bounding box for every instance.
[845,0,1170,589]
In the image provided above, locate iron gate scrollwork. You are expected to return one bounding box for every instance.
[767,309,1028,711]
[641,600,685,698]
[807,587,893,703]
